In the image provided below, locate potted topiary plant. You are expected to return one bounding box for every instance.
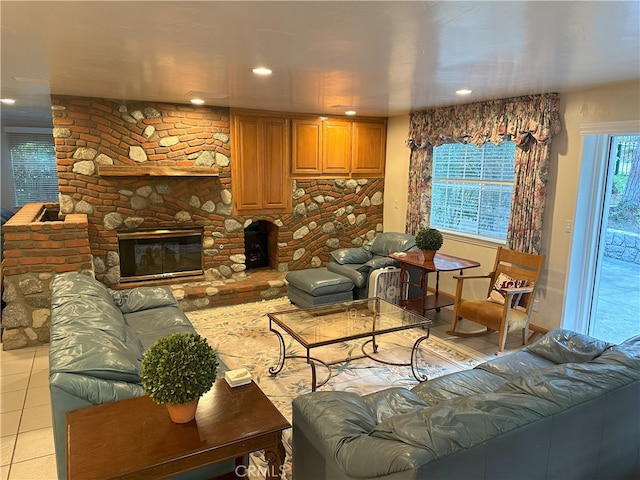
[141,332,218,423]
[415,226,444,261]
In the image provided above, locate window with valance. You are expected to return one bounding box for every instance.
[405,93,561,254]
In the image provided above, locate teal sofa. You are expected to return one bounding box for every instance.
[292,329,640,479]
[49,272,232,480]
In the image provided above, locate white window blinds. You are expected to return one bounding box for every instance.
[6,128,58,207]
[430,141,516,240]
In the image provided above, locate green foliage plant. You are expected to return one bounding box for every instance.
[415,226,444,251]
[141,332,218,405]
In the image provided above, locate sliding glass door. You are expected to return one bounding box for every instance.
[588,135,640,343]
[564,123,640,344]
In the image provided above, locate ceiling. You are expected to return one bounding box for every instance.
[1,1,639,125]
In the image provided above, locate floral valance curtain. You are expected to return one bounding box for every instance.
[405,93,561,254]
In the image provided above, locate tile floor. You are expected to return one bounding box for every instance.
[0,306,525,480]
[1,344,56,480]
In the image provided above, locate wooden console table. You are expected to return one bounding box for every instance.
[389,251,480,315]
[66,380,290,480]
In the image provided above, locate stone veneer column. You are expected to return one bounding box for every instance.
[1,203,93,350]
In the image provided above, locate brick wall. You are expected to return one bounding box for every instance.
[1,203,92,349]
[50,95,385,285]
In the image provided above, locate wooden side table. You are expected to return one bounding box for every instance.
[66,380,290,480]
[389,251,480,315]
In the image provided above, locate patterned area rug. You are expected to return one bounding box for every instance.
[187,297,489,479]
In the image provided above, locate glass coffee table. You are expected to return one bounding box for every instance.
[268,297,432,391]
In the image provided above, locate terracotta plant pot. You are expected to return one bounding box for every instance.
[421,250,436,261]
[166,399,199,423]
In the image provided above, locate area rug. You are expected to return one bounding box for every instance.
[187,297,490,479]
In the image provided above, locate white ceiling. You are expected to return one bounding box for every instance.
[1,1,639,124]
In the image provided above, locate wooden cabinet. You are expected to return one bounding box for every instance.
[352,120,386,175]
[322,120,351,174]
[291,117,385,177]
[231,112,291,214]
[291,118,351,175]
[291,119,322,174]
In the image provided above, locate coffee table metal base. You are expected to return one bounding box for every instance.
[268,325,431,391]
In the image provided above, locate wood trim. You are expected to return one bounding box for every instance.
[97,166,220,177]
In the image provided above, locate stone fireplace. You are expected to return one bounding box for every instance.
[49,95,385,289]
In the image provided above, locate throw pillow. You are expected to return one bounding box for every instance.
[488,272,528,307]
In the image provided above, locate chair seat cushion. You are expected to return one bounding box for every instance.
[286,268,354,296]
[458,299,528,331]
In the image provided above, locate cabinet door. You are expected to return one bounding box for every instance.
[322,120,351,174]
[352,120,386,176]
[232,115,262,212]
[262,117,291,211]
[291,119,322,175]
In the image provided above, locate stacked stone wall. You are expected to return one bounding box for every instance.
[50,95,385,285]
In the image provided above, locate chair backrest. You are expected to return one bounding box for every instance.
[487,247,545,309]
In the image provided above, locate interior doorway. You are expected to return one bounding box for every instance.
[564,124,640,344]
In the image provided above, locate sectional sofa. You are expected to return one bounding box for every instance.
[292,329,640,479]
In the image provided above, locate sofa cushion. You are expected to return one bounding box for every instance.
[125,306,198,352]
[110,286,178,313]
[497,362,640,408]
[362,387,429,423]
[329,247,373,265]
[523,328,612,364]
[411,368,508,404]
[49,331,142,383]
[52,272,114,304]
[369,392,556,458]
[369,232,416,256]
[591,334,640,370]
[476,350,557,378]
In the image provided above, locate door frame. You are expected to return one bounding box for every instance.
[563,120,640,334]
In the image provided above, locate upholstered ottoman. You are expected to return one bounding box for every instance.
[286,268,354,308]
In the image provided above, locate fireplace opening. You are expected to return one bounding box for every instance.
[117,228,203,283]
[244,220,277,270]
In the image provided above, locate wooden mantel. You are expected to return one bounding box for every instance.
[97,166,220,177]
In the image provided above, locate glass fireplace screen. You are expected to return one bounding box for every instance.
[117,228,203,282]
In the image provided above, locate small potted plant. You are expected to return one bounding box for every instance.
[415,226,444,261]
[141,332,218,423]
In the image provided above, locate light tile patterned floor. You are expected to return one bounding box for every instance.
[0,306,525,480]
[0,345,56,480]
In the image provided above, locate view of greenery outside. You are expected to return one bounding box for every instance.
[609,135,640,234]
[430,141,516,239]
[9,135,58,207]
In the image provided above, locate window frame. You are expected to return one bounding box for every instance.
[429,140,516,244]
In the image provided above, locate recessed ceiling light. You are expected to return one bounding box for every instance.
[252,67,273,76]
[345,110,357,116]
[190,98,205,105]
[456,89,472,95]
[1,98,16,105]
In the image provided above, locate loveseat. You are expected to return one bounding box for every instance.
[327,232,417,298]
[292,329,640,479]
[49,272,232,480]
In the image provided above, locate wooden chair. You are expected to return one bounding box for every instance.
[448,247,545,353]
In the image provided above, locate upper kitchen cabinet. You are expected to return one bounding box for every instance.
[231,111,291,214]
[291,116,386,177]
[351,120,387,176]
